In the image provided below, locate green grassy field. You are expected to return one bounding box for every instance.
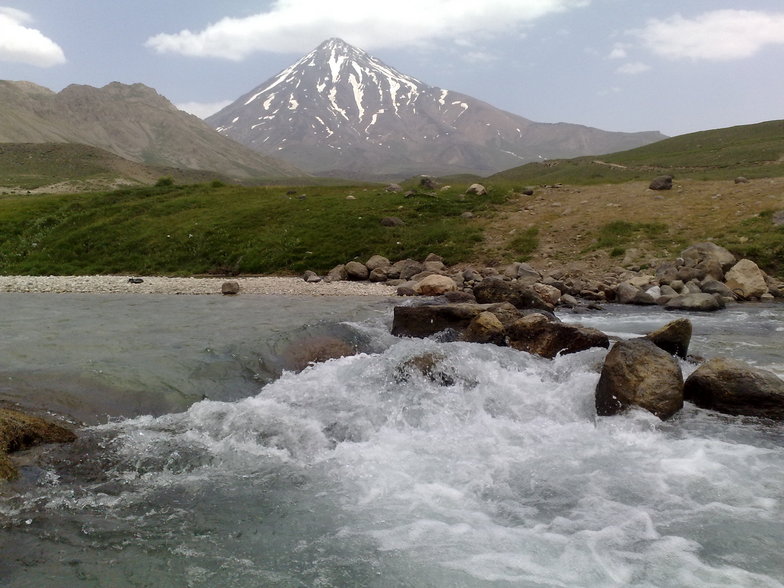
[0,182,507,275]
[1,120,782,278]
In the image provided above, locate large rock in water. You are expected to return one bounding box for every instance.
[463,311,506,345]
[665,293,725,312]
[684,358,784,420]
[392,303,502,338]
[1,408,77,480]
[506,314,609,359]
[595,339,684,420]
[645,318,692,359]
[473,279,553,311]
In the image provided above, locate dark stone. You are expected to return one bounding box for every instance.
[369,268,388,282]
[507,314,609,359]
[365,255,391,271]
[665,293,725,312]
[380,216,406,227]
[420,176,437,190]
[595,339,684,420]
[221,281,240,295]
[684,357,784,420]
[655,262,679,284]
[443,291,476,303]
[700,280,736,299]
[1,408,77,480]
[345,261,370,280]
[389,259,424,280]
[649,175,673,190]
[616,283,656,305]
[279,336,356,373]
[463,311,506,345]
[394,352,455,386]
[303,270,322,283]
[644,318,692,359]
[326,264,348,282]
[681,242,737,273]
[473,279,554,311]
[391,303,489,338]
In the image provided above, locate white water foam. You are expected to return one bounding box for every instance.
[2,303,783,587]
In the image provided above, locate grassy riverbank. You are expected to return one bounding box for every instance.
[0,181,507,276]
[1,175,783,279]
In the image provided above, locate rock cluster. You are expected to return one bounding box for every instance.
[391,304,784,422]
[391,301,608,358]
[596,330,784,422]
[306,241,783,312]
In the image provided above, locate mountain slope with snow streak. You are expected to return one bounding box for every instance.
[207,38,665,179]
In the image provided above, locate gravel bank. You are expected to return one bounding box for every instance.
[0,275,399,296]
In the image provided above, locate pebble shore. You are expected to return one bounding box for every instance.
[0,275,399,296]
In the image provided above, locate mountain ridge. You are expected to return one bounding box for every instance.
[0,80,303,181]
[207,38,666,179]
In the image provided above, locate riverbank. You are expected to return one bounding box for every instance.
[0,275,398,296]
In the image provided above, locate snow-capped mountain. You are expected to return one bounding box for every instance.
[207,38,665,179]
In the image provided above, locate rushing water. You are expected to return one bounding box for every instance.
[1,295,782,587]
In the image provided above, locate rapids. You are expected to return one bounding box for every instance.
[1,295,782,587]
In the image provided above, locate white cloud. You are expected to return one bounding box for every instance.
[176,100,233,119]
[616,61,650,75]
[145,0,589,59]
[634,10,784,61]
[608,43,628,59]
[0,7,66,67]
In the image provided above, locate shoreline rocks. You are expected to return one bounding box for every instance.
[302,241,782,312]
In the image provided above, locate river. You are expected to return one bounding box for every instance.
[1,294,782,587]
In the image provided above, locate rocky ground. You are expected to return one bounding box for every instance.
[477,177,784,280]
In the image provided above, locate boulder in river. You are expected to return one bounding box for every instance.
[644,318,692,359]
[1,408,77,481]
[684,357,784,420]
[595,339,684,420]
[506,314,609,359]
[664,293,725,312]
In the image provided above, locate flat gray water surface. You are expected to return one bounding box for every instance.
[0,293,397,423]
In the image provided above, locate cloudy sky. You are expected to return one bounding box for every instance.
[2,0,783,136]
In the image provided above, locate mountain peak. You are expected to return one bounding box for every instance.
[318,37,353,51]
[207,40,665,179]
